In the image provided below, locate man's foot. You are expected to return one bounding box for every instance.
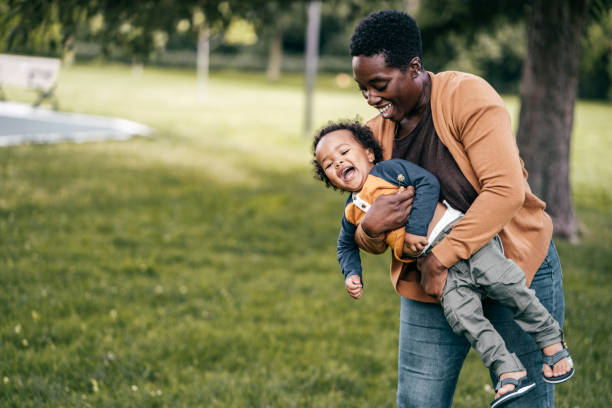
[494,371,527,399]
[542,343,574,383]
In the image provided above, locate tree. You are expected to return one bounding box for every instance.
[0,0,239,101]
[235,1,308,83]
[0,0,97,60]
[417,0,611,240]
[516,0,591,240]
[0,0,183,62]
[244,2,298,82]
[304,0,321,136]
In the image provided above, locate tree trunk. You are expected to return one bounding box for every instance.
[517,0,590,241]
[62,33,75,67]
[197,25,210,102]
[266,28,283,82]
[304,0,321,137]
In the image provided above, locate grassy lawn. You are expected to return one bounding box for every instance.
[1,64,610,407]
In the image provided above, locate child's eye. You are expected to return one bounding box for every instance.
[341,149,349,155]
[376,84,387,92]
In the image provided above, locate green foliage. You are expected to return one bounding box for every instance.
[416,0,527,71]
[415,0,612,99]
[580,7,612,99]
[0,0,91,57]
[3,0,611,99]
[434,22,525,93]
[0,64,611,407]
[0,0,235,60]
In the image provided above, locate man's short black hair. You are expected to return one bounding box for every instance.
[349,9,422,71]
[312,120,383,191]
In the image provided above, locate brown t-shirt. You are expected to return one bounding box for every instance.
[392,103,478,213]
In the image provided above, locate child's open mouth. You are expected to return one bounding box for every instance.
[340,166,355,182]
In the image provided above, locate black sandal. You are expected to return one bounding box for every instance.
[542,345,575,384]
[490,376,536,408]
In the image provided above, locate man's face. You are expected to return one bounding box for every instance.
[352,53,422,122]
[315,129,375,192]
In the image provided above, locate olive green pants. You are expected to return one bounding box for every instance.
[434,234,564,378]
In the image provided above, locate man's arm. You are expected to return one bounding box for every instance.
[354,186,415,251]
[433,80,524,267]
[421,76,525,299]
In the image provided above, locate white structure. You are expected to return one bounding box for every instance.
[0,101,152,147]
[0,54,61,108]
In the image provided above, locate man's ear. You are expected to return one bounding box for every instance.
[409,56,422,77]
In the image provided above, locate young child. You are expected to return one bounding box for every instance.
[312,120,574,408]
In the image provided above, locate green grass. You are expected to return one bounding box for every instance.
[1,64,611,407]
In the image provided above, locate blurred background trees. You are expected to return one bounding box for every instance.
[1,0,611,239]
[2,0,610,100]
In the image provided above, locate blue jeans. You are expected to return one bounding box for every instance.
[396,240,564,407]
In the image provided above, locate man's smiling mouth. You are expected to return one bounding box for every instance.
[379,103,392,115]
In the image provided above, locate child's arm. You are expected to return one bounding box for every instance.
[337,215,364,298]
[400,162,439,259]
[399,161,440,237]
[370,160,440,261]
[372,159,440,238]
[345,274,363,299]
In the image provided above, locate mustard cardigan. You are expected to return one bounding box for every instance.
[355,71,553,303]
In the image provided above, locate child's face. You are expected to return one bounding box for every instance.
[315,129,375,192]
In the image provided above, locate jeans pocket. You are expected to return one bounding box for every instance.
[532,256,554,285]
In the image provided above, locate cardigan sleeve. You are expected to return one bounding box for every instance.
[354,223,388,254]
[431,74,525,268]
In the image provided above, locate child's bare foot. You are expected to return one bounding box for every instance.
[542,343,574,383]
[495,370,527,399]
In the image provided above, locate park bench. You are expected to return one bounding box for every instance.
[0,53,61,109]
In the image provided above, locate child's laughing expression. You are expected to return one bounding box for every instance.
[315,129,375,192]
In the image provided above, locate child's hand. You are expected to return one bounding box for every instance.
[403,232,428,257]
[345,275,363,300]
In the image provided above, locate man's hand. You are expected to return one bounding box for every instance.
[403,232,428,257]
[361,186,415,238]
[345,275,363,300]
[417,252,448,301]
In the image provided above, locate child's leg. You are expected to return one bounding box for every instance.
[443,260,541,404]
[470,237,573,382]
[441,265,525,379]
[470,237,563,348]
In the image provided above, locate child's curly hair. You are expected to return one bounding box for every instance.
[312,120,384,190]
